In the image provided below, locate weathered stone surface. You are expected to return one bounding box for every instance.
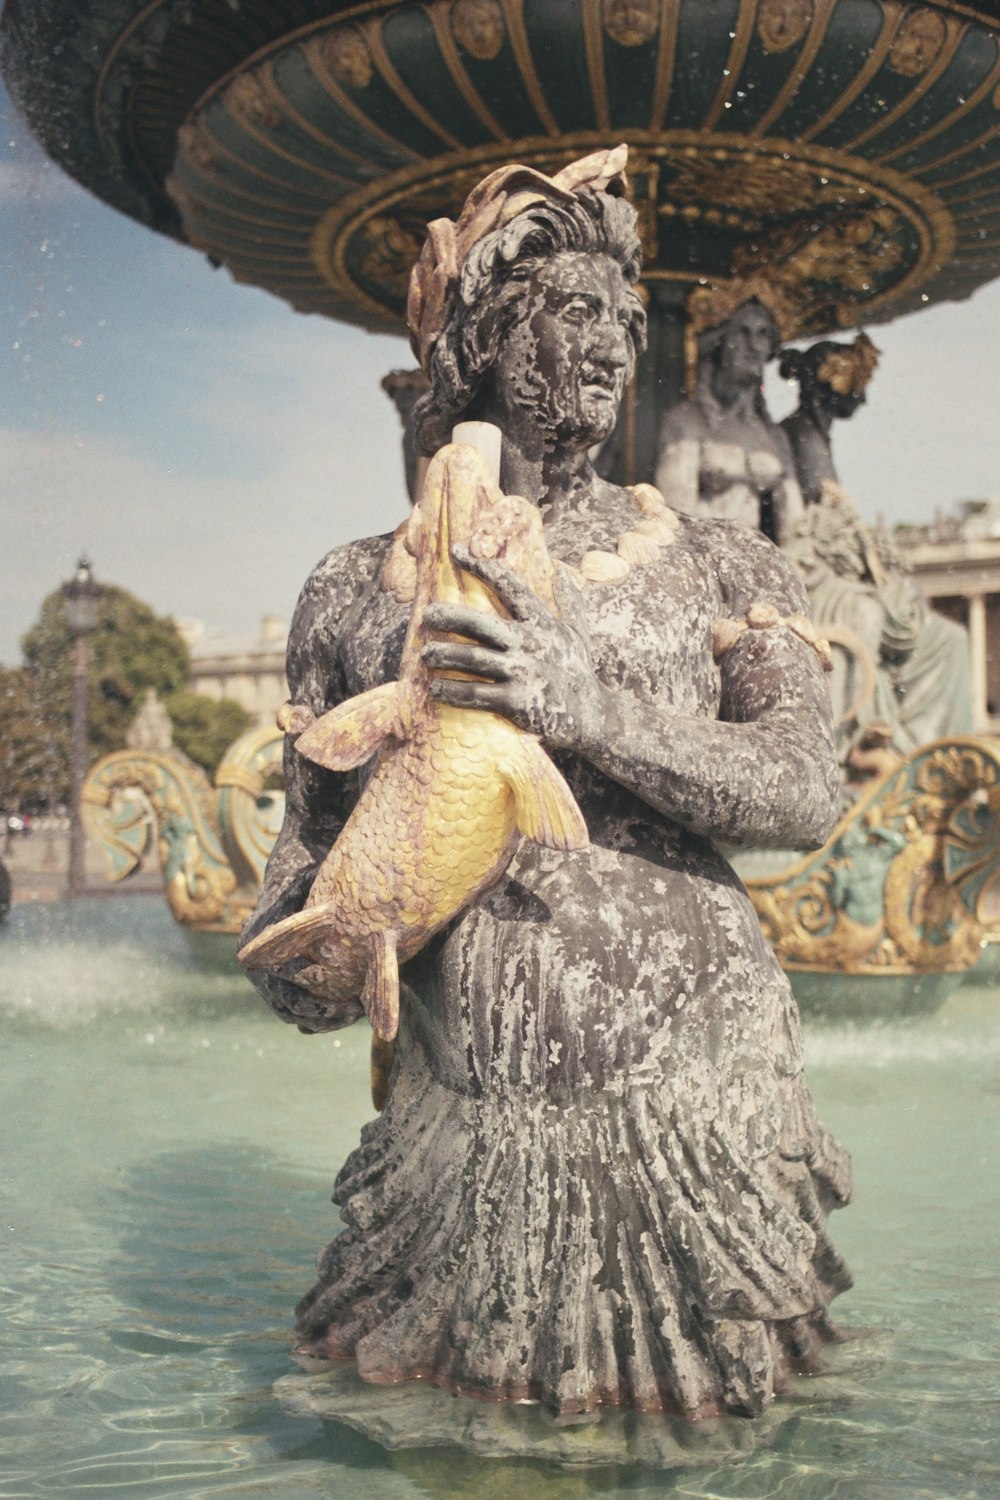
[242,160,852,1426]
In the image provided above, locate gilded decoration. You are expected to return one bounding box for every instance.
[10,0,1000,334]
[746,739,1000,974]
[449,0,506,60]
[322,25,373,90]
[309,133,954,338]
[757,0,814,54]
[602,0,660,49]
[176,120,216,176]
[888,6,949,76]
[225,71,279,130]
[81,726,285,936]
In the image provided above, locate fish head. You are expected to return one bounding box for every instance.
[409,443,504,614]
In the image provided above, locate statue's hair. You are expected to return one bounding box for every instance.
[778,341,843,390]
[413,189,646,454]
[779,333,879,401]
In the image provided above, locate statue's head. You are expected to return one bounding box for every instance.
[683,280,792,401]
[408,147,646,454]
[700,298,781,393]
[779,333,880,420]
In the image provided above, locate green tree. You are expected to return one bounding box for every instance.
[22,585,191,765]
[0,666,62,813]
[164,690,253,772]
[11,584,254,804]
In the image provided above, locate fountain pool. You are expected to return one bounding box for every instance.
[2,896,997,1499]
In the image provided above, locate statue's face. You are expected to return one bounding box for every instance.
[716,302,777,390]
[491,251,639,450]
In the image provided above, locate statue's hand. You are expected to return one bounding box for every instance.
[421,546,600,752]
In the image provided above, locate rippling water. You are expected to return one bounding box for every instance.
[1,898,997,1498]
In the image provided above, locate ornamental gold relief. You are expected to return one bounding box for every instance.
[757,0,814,54]
[602,0,660,48]
[888,6,948,76]
[449,0,506,60]
[322,24,374,90]
[309,132,953,339]
[746,740,1000,976]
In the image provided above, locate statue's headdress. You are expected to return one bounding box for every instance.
[683,277,796,398]
[406,145,630,374]
[815,333,880,397]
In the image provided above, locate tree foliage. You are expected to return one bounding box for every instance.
[5,584,255,807]
[21,585,191,763]
[166,690,254,773]
[0,667,62,813]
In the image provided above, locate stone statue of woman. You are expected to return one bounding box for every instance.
[241,148,853,1420]
[654,288,805,546]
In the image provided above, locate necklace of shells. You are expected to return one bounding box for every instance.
[381,481,677,603]
[379,479,833,672]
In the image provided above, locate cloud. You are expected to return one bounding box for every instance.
[0,316,416,665]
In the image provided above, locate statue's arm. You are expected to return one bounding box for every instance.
[240,543,379,1032]
[423,533,839,851]
[574,528,839,849]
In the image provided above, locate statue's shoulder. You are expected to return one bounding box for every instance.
[680,514,810,617]
[300,533,393,596]
[288,532,395,660]
[657,396,708,446]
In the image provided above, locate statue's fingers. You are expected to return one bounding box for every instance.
[427,676,515,714]
[451,544,541,622]
[421,642,513,680]
[422,602,516,650]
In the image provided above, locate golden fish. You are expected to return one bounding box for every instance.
[238,435,588,1105]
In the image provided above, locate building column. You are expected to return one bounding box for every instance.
[968,591,988,730]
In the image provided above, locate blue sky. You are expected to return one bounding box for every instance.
[2,78,998,668]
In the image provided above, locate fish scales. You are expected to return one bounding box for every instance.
[239,438,588,1107]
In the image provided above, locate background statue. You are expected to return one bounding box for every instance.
[778,336,972,774]
[779,334,879,506]
[242,149,852,1422]
[654,286,804,545]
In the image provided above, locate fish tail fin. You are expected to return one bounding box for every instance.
[370,1034,396,1113]
[237,905,333,969]
[295,682,413,771]
[500,736,589,851]
[362,927,400,1041]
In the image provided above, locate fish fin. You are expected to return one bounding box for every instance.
[370,1034,396,1113]
[362,928,399,1042]
[500,737,589,851]
[237,905,332,969]
[295,683,409,771]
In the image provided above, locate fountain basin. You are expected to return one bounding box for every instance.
[2,894,998,1494]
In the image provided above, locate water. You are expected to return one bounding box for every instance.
[1,897,998,1499]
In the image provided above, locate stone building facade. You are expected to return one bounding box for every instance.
[175,615,288,727]
[896,502,1000,730]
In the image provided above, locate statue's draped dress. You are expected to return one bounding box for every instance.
[246,497,853,1421]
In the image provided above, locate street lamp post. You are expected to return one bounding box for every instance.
[62,557,100,899]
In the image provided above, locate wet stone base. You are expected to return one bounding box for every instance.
[273,1337,883,1471]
